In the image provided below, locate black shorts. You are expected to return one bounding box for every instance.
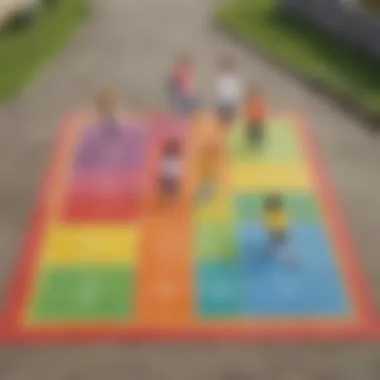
[269,229,287,244]
[217,103,237,125]
[160,176,179,195]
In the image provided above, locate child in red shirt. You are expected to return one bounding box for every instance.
[245,86,267,147]
[167,54,197,116]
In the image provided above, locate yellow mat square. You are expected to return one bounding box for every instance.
[196,195,232,223]
[231,163,312,191]
[41,224,140,266]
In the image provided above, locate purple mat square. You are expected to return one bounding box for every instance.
[74,124,147,172]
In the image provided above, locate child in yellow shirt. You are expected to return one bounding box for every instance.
[263,194,297,266]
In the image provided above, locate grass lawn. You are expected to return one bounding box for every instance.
[0,0,87,100]
[217,0,380,118]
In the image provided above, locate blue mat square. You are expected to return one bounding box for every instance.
[236,223,351,317]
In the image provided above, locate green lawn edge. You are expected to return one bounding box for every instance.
[216,0,380,119]
[0,0,89,100]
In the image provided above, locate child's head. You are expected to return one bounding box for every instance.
[263,194,284,212]
[97,87,118,115]
[164,139,181,157]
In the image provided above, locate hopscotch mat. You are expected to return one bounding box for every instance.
[0,111,378,342]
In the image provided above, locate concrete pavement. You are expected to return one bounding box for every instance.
[0,0,379,378]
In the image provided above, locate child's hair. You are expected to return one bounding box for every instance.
[263,194,284,212]
[164,139,181,156]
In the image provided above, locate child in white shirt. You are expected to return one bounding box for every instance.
[215,57,242,126]
[159,139,182,198]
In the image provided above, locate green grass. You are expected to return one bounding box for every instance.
[217,0,380,117]
[0,0,87,99]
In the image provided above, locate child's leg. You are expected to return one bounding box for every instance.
[272,231,298,267]
[256,121,265,146]
[183,94,197,115]
[247,122,264,148]
[280,238,298,267]
[198,179,215,202]
[218,104,235,128]
[268,232,282,256]
[247,124,257,146]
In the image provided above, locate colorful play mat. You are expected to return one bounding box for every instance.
[1,111,378,342]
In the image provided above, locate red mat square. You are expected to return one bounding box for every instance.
[62,192,141,222]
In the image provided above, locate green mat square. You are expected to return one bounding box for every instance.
[229,120,302,163]
[195,224,237,263]
[234,192,322,223]
[28,266,134,323]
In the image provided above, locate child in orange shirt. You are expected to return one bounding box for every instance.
[245,86,267,147]
[197,141,221,202]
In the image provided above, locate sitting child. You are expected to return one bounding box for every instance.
[263,194,297,266]
[197,141,221,202]
[159,139,182,199]
[245,86,267,147]
[215,56,242,127]
[167,54,197,116]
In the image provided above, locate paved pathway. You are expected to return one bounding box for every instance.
[0,0,379,378]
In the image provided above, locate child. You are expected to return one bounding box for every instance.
[167,54,197,116]
[263,194,297,266]
[96,87,122,132]
[197,141,221,202]
[215,56,242,127]
[245,86,267,147]
[159,139,182,199]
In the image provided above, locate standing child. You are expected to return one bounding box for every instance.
[159,139,183,200]
[215,56,242,127]
[197,141,221,202]
[167,54,197,116]
[96,87,122,132]
[263,194,297,267]
[245,86,267,148]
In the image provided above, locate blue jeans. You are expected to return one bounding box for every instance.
[168,88,197,116]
